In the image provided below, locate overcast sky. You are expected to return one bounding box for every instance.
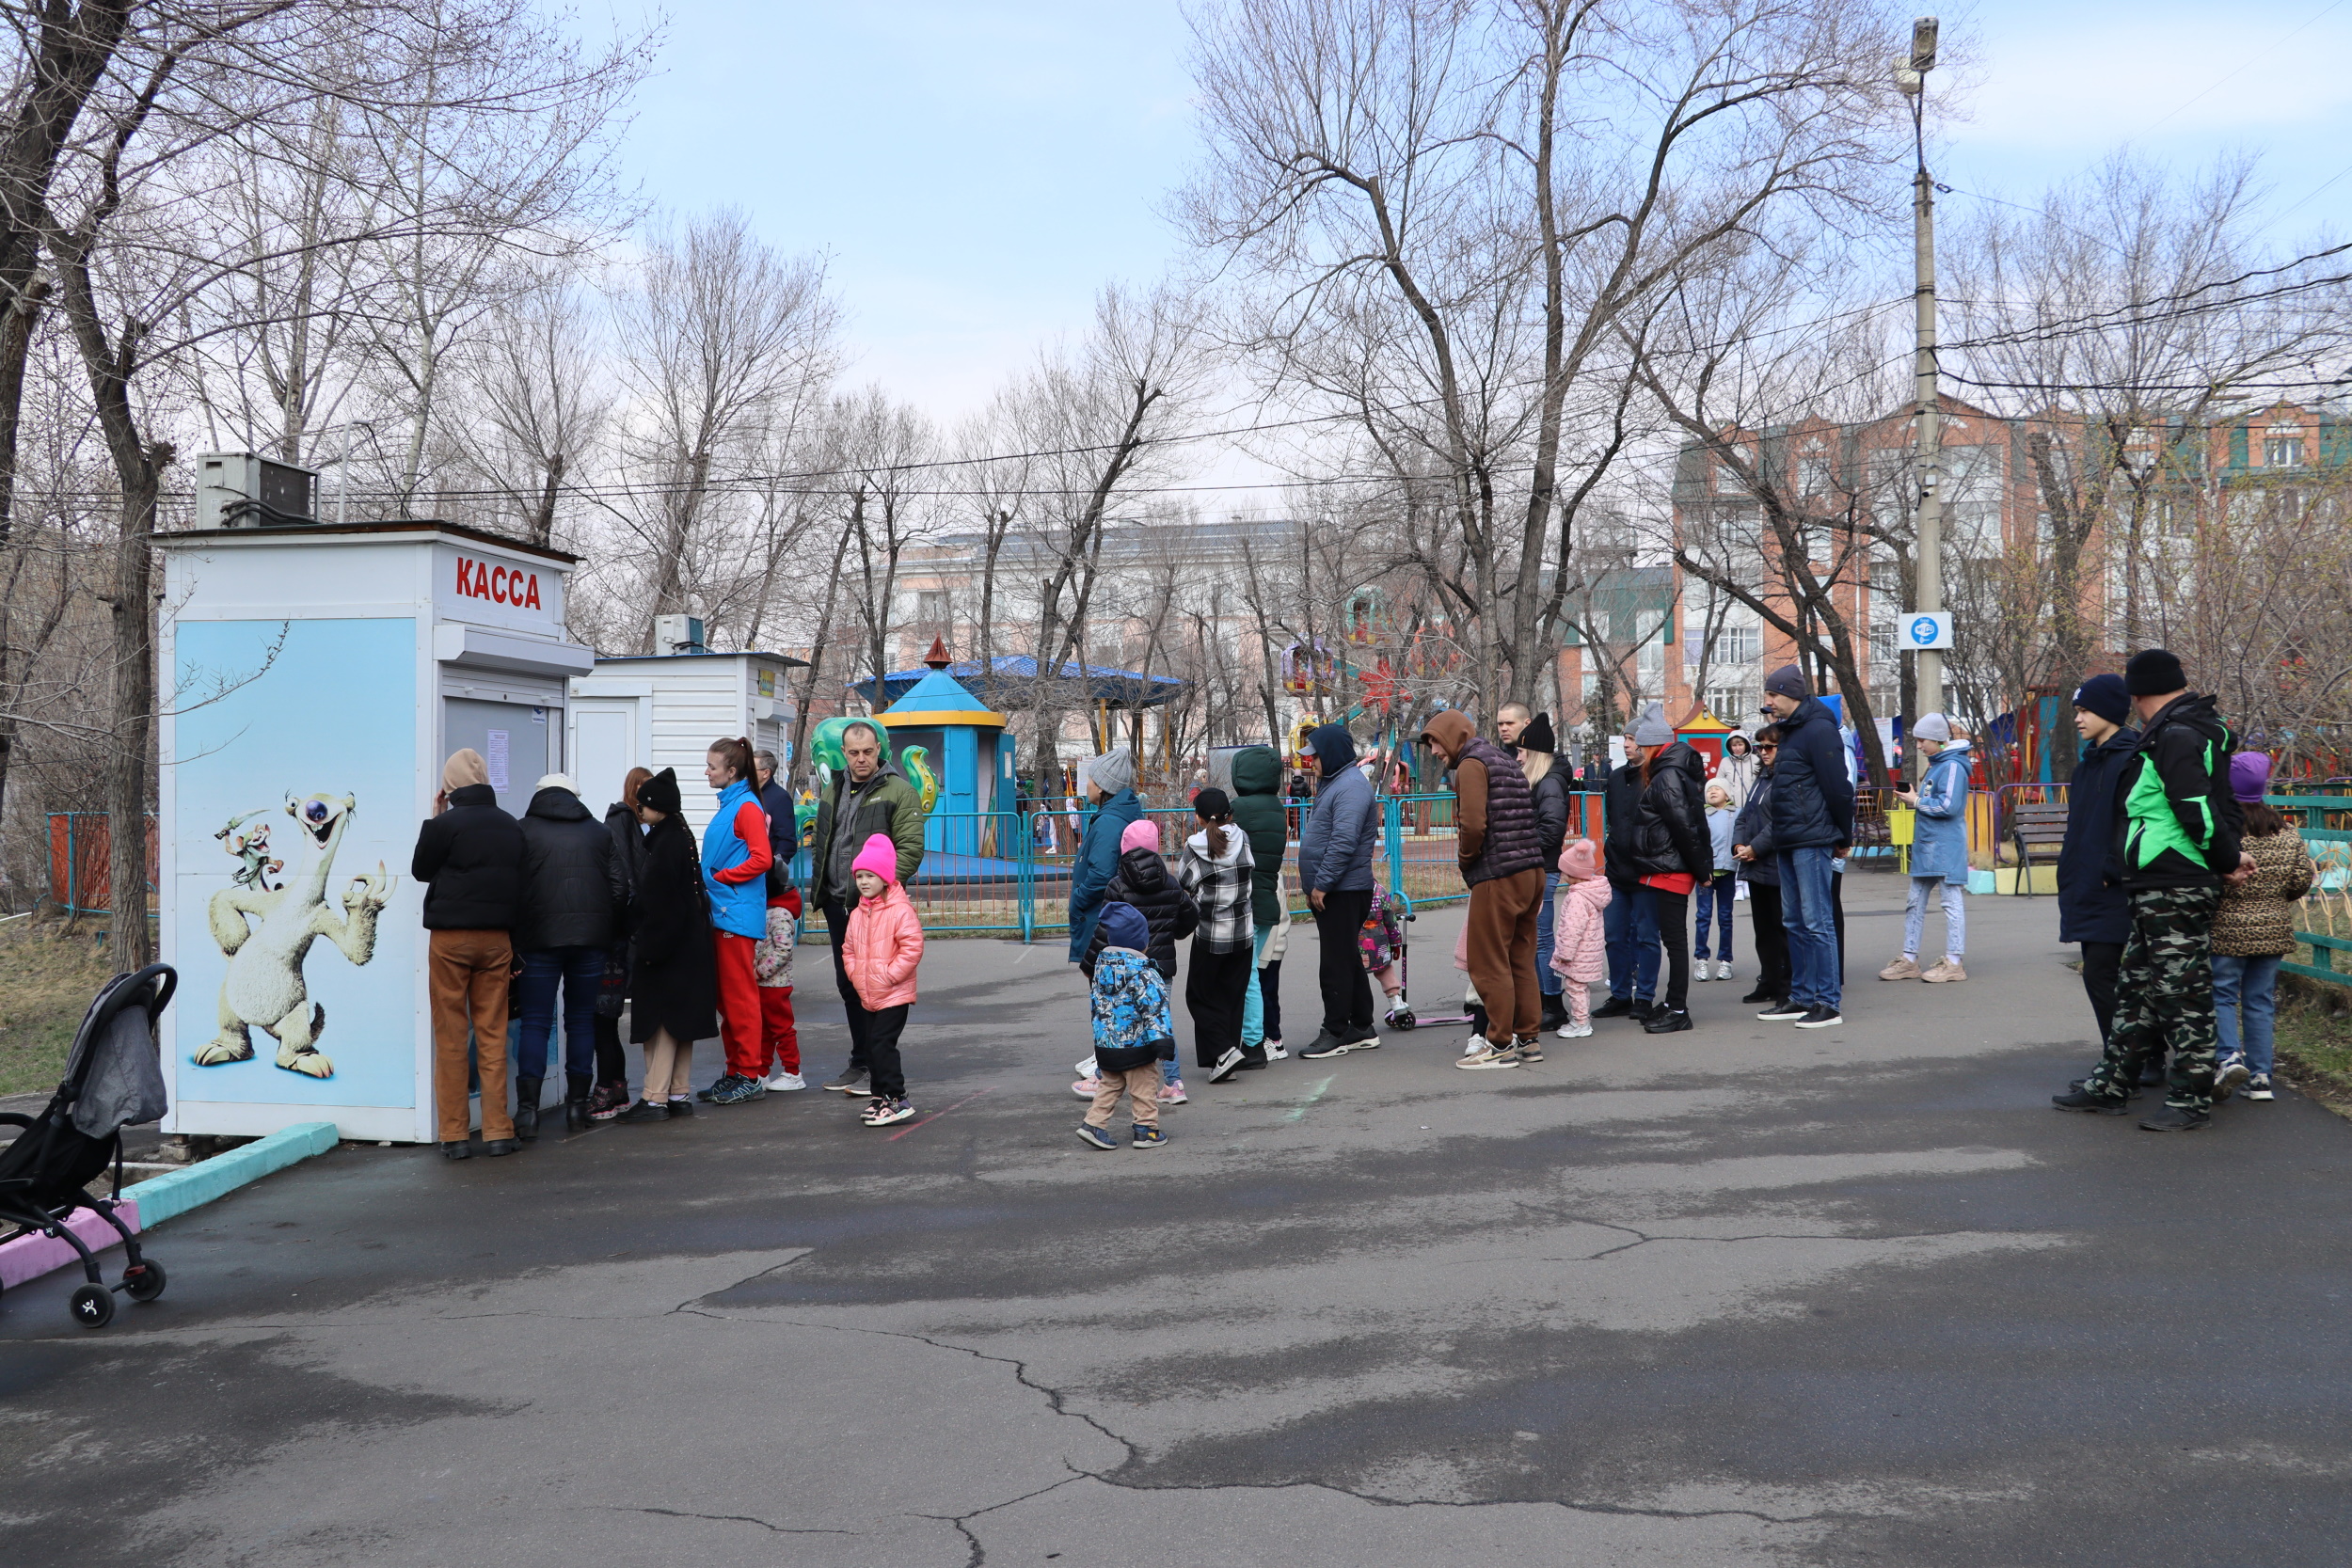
[615,0,2352,425]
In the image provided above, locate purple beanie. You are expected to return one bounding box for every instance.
[2229,751,2272,804]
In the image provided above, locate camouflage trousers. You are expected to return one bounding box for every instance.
[2086,885,2222,1111]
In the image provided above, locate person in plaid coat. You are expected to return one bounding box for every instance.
[1178,788,1257,1084]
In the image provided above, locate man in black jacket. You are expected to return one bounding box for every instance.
[1759,665,1854,1030]
[514,774,628,1137]
[2053,675,2138,1054]
[2055,650,2248,1131]
[412,749,527,1160]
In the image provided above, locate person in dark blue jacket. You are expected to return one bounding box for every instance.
[1295,723,1378,1054]
[1730,730,1788,1006]
[1758,665,1854,1029]
[2056,673,2139,1052]
[1068,750,1146,963]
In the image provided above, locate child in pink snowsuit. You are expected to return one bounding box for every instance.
[1549,838,1613,1038]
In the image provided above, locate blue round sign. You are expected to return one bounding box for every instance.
[1909,616,1938,645]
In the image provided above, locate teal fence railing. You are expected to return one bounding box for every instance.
[2271,793,2352,990]
[797,791,1612,943]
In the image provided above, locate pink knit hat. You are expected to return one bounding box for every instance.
[1120,817,1162,854]
[1559,838,1601,879]
[850,833,898,885]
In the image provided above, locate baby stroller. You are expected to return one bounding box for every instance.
[0,963,175,1328]
[1366,890,1472,1032]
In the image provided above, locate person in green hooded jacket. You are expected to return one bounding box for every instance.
[1231,745,1293,1065]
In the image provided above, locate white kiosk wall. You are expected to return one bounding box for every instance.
[568,652,801,840]
[155,522,593,1143]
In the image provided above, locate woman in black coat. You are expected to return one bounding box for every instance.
[1626,714,1712,1034]
[617,768,718,1122]
[587,767,653,1120]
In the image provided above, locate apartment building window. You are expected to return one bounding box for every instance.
[1715,620,1759,666]
[1943,444,2004,557]
[1798,454,1834,497]
[2264,436,2305,468]
[914,589,950,626]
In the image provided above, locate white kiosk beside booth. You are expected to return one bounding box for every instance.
[154,519,594,1144]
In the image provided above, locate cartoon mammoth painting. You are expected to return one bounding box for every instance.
[194,792,395,1080]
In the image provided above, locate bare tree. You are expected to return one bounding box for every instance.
[605,210,839,649]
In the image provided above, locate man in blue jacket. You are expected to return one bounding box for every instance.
[1295,723,1377,1057]
[1068,750,1145,965]
[1757,665,1853,1029]
[2055,674,2138,1054]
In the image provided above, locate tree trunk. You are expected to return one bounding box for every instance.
[107,470,157,968]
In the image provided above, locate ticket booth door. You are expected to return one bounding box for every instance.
[444,697,555,817]
[569,698,644,810]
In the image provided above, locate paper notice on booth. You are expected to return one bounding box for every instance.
[486,730,510,791]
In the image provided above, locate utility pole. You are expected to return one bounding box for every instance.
[1898,17,1941,786]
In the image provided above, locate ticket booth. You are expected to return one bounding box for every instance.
[153,519,594,1143]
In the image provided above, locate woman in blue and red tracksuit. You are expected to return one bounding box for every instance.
[701,736,773,1104]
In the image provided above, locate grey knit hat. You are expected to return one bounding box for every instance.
[1632,701,1673,748]
[1085,750,1135,795]
[1912,713,1952,743]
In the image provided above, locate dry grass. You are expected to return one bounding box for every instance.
[0,914,119,1097]
[2275,979,2352,1118]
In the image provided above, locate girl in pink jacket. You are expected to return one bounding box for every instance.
[1549,838,1613,1039]
[841,833,924,1126]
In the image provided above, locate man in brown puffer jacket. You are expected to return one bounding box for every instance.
[1420,710,1545,1069]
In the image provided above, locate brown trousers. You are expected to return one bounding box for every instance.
[1086,1061,1163,1129]
[430,928,515,1143]
[1465,869,1545,1044]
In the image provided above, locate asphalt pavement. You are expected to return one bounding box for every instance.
[7,872,2351,1566]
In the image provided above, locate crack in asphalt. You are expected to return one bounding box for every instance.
[607,1505,857,1535]
[925,1470,1091,1567]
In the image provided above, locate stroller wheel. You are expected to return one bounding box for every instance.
[123,1259,167,1303]
[70,1283,114,1329]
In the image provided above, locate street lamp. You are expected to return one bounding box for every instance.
[1898,16,1941,784]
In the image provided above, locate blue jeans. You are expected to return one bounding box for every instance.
[2212,954,2280,1076]
[1903,876,1965,958]
[515,946,604,1082]
[1694,872,1736,961]
[1534,872,1562,996]
[1242,925,1272,1045]
[1603,879,1661,1001]
[1778,847,1841,1011]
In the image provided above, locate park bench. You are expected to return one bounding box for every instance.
[2009,800,2073,898]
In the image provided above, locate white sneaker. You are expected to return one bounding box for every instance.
[1556,1022,1593,1039]
[1265,1039,1288,1060]
[1692,966,1711,982]
[767,1071,805,1092]
[1716,960,1733,981]
[1462,1035,1486,1057]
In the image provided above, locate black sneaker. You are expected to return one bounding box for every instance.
[2051,1087,2131,1114]
[1792,1006,1843,1030]
[665,1099,694,1119]
[1343,1028,1380,1050]
[439,1140,472,1161]
[1208,1047,1246,1083]
[1756,1000,1806,1020]
[1298,1034,1352,1060]
[1633,1000,1663,1023]
[1236,1047,1269,1070]
[694,1075,733,1103]
[1740,986,1776,1004]
[1590,995,1636,1020]
[1643,1008,1693,1034]
[614,1099,669,1124]
[2138,1104,2212,1132]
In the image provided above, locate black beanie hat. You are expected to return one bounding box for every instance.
[1518,712,1556,753]
[1193,786,1232,819]
[1764,663,1810,700]
[637,767,682,816]
[2123,648,2186,697]
[2072,673,2132,725]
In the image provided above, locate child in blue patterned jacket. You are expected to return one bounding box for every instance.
[1076,901,1176,1149]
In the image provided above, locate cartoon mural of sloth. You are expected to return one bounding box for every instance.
[195,792,395,1079]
